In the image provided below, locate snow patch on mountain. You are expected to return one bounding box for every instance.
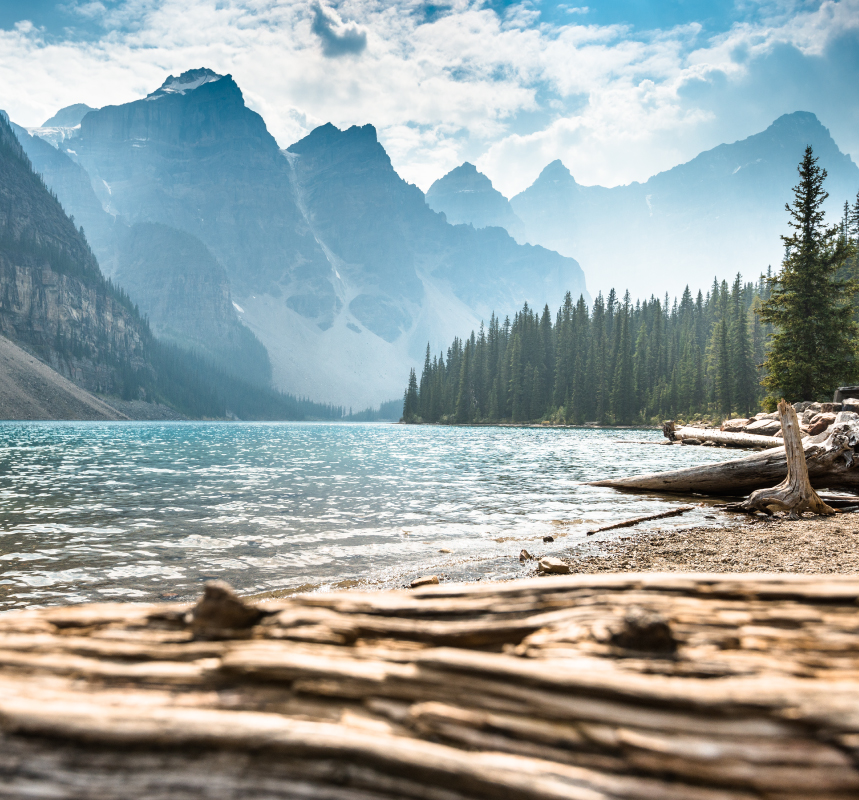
[27,125,80,149]
[147,68,224,100]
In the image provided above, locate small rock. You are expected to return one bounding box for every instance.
[438,548,451,553]
[410,575,439,588]
[519,549,532,561]
[820,402,840,413]
[680,437,701,445]
[843,398,859,413]
[543,535,554,543]
[746,419,781,436]
[538,557,571,574]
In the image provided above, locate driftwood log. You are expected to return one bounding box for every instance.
[1,574,859,799]
[725,401,835,517]
[595,410,859,495]
[670,425,783,449]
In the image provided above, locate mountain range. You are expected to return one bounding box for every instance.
[428,111,859,300]
[14,68,858,411]
[16,69,587,409]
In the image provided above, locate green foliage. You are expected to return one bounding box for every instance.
[760,146,859,402]
[403,273,778,426]
[402,368,419,422]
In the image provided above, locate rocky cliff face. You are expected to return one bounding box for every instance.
[425,162,524,238]
[25,69,588,407]
[509,112,859,298]
[0,114,147,395]
[72,70,330,298]
[114,223,271,387]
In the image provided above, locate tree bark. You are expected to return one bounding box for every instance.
[1,575,858,798]
[724,400,835,517]
[591,411,859,495]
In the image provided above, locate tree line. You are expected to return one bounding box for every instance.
[403,147,859,425]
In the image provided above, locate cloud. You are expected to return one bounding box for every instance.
[0,0,856,196]
[311,3,367,57]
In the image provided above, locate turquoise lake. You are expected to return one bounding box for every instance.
[0,422,742,609]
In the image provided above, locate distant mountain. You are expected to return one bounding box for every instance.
[13,122,270,386]
[114,223,272,387]
[43,103,94,127]
[509,112,859,298]
[26,69,587,407]
[0,113,340,420]
[426,162,525,239]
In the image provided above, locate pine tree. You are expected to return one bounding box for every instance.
[403,368,419,422]
[730,273,757,414]
[760,146,859,402]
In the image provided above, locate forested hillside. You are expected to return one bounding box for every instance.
[403,274,775,426]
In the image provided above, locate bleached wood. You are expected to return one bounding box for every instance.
[0,575,857,799]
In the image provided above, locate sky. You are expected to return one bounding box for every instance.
[0,0,857,196]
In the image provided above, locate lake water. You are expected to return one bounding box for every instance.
[0,422,743,610]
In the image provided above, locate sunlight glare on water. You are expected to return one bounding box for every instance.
[0,421,744,608]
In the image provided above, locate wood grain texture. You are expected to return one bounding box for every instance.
[1,574,858,799]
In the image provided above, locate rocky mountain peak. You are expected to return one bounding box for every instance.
[288,123,391,170]
[535,159,574,185]
[42,104,95,128]
[425,161,524,235]
[427,162,494,196]
[147,68,225,99]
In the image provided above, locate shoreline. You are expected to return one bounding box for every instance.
[558,511,859,575]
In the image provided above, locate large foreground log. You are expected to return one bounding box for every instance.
[726,400,835,517]
[593,411,859,495]
[1,575,858,799]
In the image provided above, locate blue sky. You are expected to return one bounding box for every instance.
[1,1,857,194]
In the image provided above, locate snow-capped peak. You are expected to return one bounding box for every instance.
[146,68,224,100]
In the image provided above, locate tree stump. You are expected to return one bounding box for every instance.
[729,399,835,518]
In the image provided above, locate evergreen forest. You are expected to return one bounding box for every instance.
[403,175,859,426]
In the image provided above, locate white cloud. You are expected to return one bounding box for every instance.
[0,0,857,195]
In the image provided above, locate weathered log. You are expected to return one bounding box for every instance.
[1,575,858,799]
[672,425,783,449]
[586,506,694,535]
[592,411,859,495]
[724,401,835,518]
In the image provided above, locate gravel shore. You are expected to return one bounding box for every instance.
[565,512,859,574]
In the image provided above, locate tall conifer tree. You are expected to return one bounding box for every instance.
[761,146,858,402]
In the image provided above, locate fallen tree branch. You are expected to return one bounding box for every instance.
[586,506,695,535]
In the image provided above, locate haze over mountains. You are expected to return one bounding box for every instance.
[15,68,587,408]
[11,67,859,410]
[428,112,859,300]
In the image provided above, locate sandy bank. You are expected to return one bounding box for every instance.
[566,512,859,574]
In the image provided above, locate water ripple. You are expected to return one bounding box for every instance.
[0,421,743,608]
